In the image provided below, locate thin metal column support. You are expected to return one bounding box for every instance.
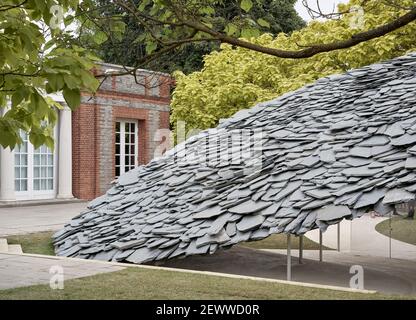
[337,223,341,252]
[287,234,292,281]
[389,208,394,259]
[319,230,323,262]
[299,235,303,264]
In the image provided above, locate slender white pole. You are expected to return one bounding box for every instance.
[0,146,15,201]
[287,234,292,281]
[337,223,341,252]
[389,209,393,259]
[299,235,303,264]
[0,107,15,201]
[319,230,323,262]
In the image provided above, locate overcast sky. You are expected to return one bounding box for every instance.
[295,0,348,21]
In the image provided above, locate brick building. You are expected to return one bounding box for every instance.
[0,63,171,202]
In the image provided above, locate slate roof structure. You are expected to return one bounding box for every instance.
[54,53,416,264]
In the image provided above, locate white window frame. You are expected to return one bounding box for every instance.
[115,119,139,177]
[14,128,58,200]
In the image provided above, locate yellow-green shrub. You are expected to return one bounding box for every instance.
[171,0,416,134]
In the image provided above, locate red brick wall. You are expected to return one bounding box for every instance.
[159,76,172,99]
[73,104,154,200]
[160,110,171,130]
[72,104,99,200]
[72,68,171,201]
[73,105,170,200]
[91,90,170,105]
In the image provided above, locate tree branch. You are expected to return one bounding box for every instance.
[0,0,28,12]
[181,6,416,59]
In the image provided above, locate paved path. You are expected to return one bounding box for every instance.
[0,253,124,290]
[1,247,415,295]
[306,213,416,261]
[0,202,87,237]
[159,246,416,296]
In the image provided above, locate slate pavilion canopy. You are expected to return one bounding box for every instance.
[54,53,416,266]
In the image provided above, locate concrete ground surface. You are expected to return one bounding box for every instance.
[0,253,124,290]
[0,202,87,237]
[0,203,415,296]
[158,246,416,296]
[306,213,416,261]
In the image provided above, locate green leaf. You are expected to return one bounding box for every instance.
[240,0,253,12]
[200,6,215,15]
[202,21,213,29]
[30,92,49,118]
[11,88,27,108]
[138,0,151,11]
[93,31,108,45]
[257,18,270,28]
[0,120,18,149]
[44,135,55,150]
[29,132,45,149]
[79,70,99,91]
[63,87,81,110]
[241,27,260,38]
[225,23,238,36]
[47,74,65,91]
[64,74,80,89]
[146,41,157,54]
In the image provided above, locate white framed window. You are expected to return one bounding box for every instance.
[14,131,57,200]
[33,145,54,191]
[115,120,139,177]
[14,132,29,192]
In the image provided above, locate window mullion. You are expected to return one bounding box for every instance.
[120,121,125,175]
[28,141,33,197]
[135,122,139,166]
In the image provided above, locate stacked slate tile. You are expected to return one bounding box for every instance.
[54,53,416,263]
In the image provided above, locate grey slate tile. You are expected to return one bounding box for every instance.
[304,189,332,200]
[330,120,358,131]
[193,205,223,219]
[319,150,336,163]
[315,205,351,222]
[353,188,386,209]
[236,215,265,232]
[342,167,382,177]
[385,123,405,137]
[228,200,271,214]
[405,157,416,169]
[383,188,415,204]
[350,147,372,158]
[391,134,416,146]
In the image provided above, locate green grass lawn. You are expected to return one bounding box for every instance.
[239,233,329,250]
[7,231,55,255]
[375,217,416,245]
[0,266,405,300]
